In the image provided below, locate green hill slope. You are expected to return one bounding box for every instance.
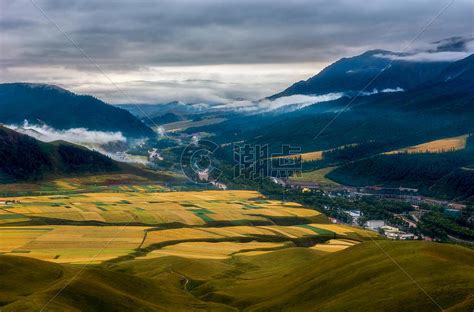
[0,256,232,311]
[186,241,474,311]
[3,241,472,311]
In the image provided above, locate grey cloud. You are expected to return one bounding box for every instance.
[3,0,473,67]
[1,0,473,102]
[431,36,474,52]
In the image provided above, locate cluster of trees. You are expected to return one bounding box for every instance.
[418,210,474,241]
[203,157,474,243]
[322,141,392,163]
[327,148,474,199]
[57,144,119,173]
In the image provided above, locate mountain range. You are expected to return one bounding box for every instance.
[176,50,474,200]
[269,49,463,99]
[1,48,473,199]
[193,51,473,146]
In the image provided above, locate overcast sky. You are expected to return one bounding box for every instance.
[0,0,473,104]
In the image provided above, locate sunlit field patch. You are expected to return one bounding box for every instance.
[310,239,359,253]
[289,166,340,185]
[273,150,323,161]
[385,135,469,154]
[0,226,149,264]
[306,223,378,239]
[141,241,289,259]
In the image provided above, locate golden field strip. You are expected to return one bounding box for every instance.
[385,134,469,154]
[273,150,323,161]
[0,190,326,225]
[0,190,374,264]
[0,226,148,264]
[310,239,358,253]
[142,241,291,259]
[0,223,372,263]
[141,223,375,249]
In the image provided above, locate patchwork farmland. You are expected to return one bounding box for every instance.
[0,189,375,264]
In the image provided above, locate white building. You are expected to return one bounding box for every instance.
[348,210,361,224]
[381,225,400,233]
[365,220,385,230]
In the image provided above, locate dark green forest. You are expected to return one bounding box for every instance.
[0,126,120,181]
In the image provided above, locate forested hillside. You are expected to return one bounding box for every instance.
[0,126,119,181]
[0,83,155,138]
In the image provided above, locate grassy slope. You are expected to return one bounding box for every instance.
[236,241,474,312]
[290,166,339,185]
[178,241,474,311]
[2,241,473,311]
[0,255,232,311]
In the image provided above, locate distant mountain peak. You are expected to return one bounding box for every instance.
[268,48,454,100]
[5,82,72,94]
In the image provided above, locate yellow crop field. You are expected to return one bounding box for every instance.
[259,225,317,237]
[0,190,324,226]
[0,209,30,225]
[143,226,286,248]
[0,226,149,264]
[307,223,378,239]
[0,189,377,265]
[142,223,371,249]
[385,135,469,154]
[0,228,52,252]
[143,226,285,248]
[141,241,288,259]
[274,150,323,161]
[273,143,361,162]
[310,239,358,253]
